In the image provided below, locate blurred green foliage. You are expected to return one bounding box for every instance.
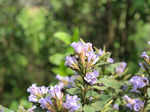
[0,0,150,110]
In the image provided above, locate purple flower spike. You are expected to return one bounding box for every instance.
[116,62,127,74]
[84,70,99,85]
[39,96,52,109]
[139,63,145,69]
[71,41,93,54]
[56,74,78,88]
[27,84,41,96]
[141,51,149,59]
[49,85,63,100]
[97,49,104,56]
[86,51,99,65]
[113,104,119,110]
[123,95,135,104]
[28,94,38,102]
[71,42,84,54]
[129,76,149,92]
[133,99,144,112]
[123,95,144,111]
[63,94,80,112]
[107,58,114,63]
[56,75,70,88]
[27,84,48,102]
[65,56,78,69]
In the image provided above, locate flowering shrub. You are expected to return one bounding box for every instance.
[1,40,150,112]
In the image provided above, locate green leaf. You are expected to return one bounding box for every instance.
[54,32,71,45]
[86,90,101,98]
[147,88,150,97]
[98,77,122,89]
[91,101,103,111]
[92,85,107,91]
[49,53,65,65]
[66,87,80,95]
[83,105,95,112]
[91,95,112,111]
[72,27,79,42]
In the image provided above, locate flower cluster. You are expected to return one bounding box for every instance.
[123,95,144,111]
[27,82,80,112]
[84,70,99,85]
[27,84,48,102]
[141,51,149,60]
[25,40,150,112]
[115,62,127,74]
[56,74,77,88]
[129,76,149,92]
[69,41,99,68]
[65,41,114,85]
[63,94,80,112]
[141,51,150,64]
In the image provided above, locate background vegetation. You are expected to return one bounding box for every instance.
[0,0,150,110]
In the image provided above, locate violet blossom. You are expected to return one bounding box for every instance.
[123,95,144,112]
[141,51,149,60]
[86,51,99,65]
[65,56,78,69]
[84,70,99,85]
[39,96,52,110]
[63,94,80,112]
[27,84,48,102]
[71,41,93,54]
[129,76,149,92]
[49,84,63,100]
[107,58,114,63]
[56,74,77,88]
[97,49,104,56]
[116,62,127,74]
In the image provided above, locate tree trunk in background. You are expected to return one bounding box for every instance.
[106,0,115,49]
[121,0,131,59]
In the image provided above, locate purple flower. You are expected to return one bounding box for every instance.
[121,85,128,91]
[141,51,149,59]
[123,95,135,104]
[49,85,63,100]
[0,108,4,112]
[113,104,119,110]
[123,95,144,111]
[133,99,144,112]
[89,96,94,101]
[97,49,104,56]
[116,62,127,74]
[84,70,99,85]
[56,75,70,88]
[65,56,78,69]
[28,94,38,102]
[107,58,114,63]
[56,74,78,88]
[86,51,99,65]
[139,63,145,69]
[71,42,84,54]
[126,103,133,110]
[71,41,93,54]
[129,76,149,92]
[27,84,48,102]
[63,94,80,112]
[39,96,52,110]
